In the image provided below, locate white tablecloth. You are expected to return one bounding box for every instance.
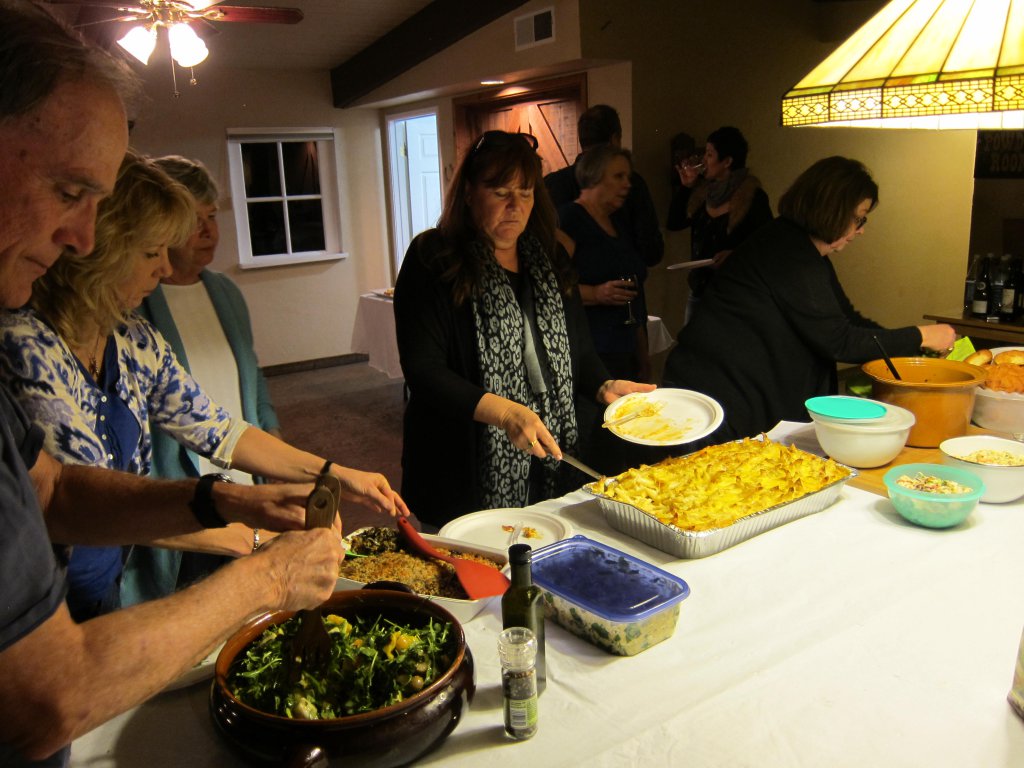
[71,464,1024,766]
[646,314,674,355]
[350,293,402,379]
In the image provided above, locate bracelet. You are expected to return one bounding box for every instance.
[252,528,261,552]
[190,473,232,528]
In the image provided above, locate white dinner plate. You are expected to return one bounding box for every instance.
[603,388,724,446]
[666,258,714,271]
[371,287,395,299]
[438,508,572,552]
[163,644,223,692]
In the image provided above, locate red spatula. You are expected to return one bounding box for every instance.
[396,517,509,599]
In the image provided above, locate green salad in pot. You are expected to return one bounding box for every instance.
[228,612,455,720]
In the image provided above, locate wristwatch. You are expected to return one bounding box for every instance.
[190,472,233,528]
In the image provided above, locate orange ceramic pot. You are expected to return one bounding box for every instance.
[862,357,986,448]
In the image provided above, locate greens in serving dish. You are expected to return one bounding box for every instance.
[228,613,455,719]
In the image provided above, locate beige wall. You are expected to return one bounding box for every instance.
[578,0,975,338]
[129,0,979,367]
[129,66,390,367]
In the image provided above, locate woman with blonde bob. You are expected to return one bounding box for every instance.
[0,150,407,620]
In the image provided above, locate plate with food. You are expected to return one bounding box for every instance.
[603,388,724,446]
[437,508,572,553]
[372,287,395,299]
[337,526,507,622]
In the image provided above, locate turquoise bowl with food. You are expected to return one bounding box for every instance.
[882,462,984,528]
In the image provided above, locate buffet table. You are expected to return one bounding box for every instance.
[71,439,1024,766]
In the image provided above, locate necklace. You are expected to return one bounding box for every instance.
[85,334,105,381]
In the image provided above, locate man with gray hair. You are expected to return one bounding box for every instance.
[0,2,342,764]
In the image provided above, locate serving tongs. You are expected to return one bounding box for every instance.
[285,469,340,684]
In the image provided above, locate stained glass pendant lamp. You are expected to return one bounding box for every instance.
[781,0,1024,129]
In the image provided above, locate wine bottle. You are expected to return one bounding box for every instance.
[1000,254,1017,321]
[989,253,1008,319]
[972,255,991,318]
[502,544,546,693]
[963,253,981,314]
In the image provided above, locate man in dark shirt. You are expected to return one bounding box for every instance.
[544,104,664,267]
[0,3,343,764]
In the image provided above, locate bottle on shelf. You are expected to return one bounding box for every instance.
[989,253,1008,320]
[1015,257,1024,319]
[971,254,991,319]
[963,253,981,314]
[1001,254,1019,322]
[501,543,546,692]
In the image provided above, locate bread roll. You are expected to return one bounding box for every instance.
[965,349,993,366]
[994,349,1024,366]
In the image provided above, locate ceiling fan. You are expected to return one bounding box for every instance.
[41,1,303,67]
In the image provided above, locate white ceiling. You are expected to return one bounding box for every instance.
[50,0,434,71]
[198,0,433,71]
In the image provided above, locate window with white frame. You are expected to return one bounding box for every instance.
[226,128,347,268]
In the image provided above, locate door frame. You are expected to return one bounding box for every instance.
[384,106,442,276]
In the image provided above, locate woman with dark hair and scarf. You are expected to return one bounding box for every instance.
[667,125,773,323]
[394,131,653,528]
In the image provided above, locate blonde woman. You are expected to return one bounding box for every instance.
[0,151,407,621]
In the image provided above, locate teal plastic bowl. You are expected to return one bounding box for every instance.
[882,463,984,529]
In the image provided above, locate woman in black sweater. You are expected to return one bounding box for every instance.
[663,156,956,441]
[394,131,652,528]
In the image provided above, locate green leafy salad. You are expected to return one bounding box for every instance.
[228,613,455,719]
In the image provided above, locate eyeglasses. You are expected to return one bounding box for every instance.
[470,130,539,156]
[854,215,868,229]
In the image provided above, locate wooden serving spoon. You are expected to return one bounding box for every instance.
[396,517,509,599]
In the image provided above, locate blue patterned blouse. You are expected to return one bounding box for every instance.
[0,309,249,618]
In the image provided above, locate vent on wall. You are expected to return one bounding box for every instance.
[514,7,554,51]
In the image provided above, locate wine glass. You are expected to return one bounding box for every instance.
[620,274,640,326]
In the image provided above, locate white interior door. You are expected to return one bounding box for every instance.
[387,111,441,273]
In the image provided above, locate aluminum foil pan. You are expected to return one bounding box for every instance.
[584,468,856,559]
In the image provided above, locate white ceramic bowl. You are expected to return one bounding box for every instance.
[809,403,915,468]
[939,435,1024,503]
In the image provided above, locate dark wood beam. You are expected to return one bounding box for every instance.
[330,0,529,108]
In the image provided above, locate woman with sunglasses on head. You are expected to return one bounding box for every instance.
[662,156,956,442]
[394,131,654,529]
[0,151,408,621]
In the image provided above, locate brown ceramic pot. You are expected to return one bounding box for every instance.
[862,357,987,447]
[210,588,475,768]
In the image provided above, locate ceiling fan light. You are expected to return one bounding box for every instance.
[116,25,157,65]
[169,23,209,68]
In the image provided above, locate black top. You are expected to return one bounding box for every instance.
[662,217,923,439]
[558,202,647,357]
[544,159,664,268]
[394,229,609,527]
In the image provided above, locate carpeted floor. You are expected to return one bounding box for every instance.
[266,362,409,531]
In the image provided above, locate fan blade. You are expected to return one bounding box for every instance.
[41,0,147,9]
[201,5,303,24]
[75,12,149,27]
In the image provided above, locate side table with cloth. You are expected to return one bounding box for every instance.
[351,294,403,379]
[70,427,1024,767]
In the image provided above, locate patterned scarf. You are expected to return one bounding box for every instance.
[471,232,579,509]
[705,167,749,208]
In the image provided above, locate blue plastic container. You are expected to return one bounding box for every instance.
[530,535,690,655]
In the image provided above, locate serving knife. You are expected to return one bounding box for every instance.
[560,453,604,481]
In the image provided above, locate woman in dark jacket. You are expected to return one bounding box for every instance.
[662,156,956,441]
[394,131,652,528]
[667,126,773,323]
